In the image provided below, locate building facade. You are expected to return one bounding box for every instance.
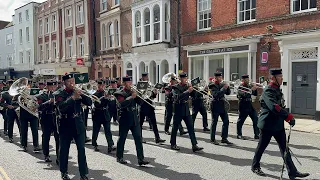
[12,2,39,78]
[34,0,93,78]
[0,22,15,80]
[180,0,320,119]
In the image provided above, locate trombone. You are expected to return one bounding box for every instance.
[130,85,156,108]
[235,81,268,94]
[73,81,101,104]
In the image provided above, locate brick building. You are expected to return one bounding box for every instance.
[181,0,320,119]
[92,0,132,79]
[35,0,94,78]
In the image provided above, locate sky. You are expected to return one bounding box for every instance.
[0,0,46,22]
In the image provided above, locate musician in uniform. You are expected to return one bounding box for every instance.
[19,80,41,152]
[170,72,203,152]
[191,83,210,131]
[163,76,186,135]
[38,81,45,91]
[114,76,149,166]
[139,72,165,144]
[55,73,92,180]
[0,80,21,143]
[108,80,118,125]
[252,68,309,179]
[209,72,232,145]
[116,77,122,90]
[236,74,259,140]
[37,80,59,164]
[0,81,8,136]
[91,79,116,152]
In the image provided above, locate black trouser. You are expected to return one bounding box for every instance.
[20,115,39,147]
[140,110,160,140]
[1,110,8,133]
[41,115,59,158]
[252,129,297,176]
[60,130,88,176]
[237,110,259,136]
[210,112,229,140]
[7,110,20,139]
[92,119,114,147]
[109,110,118,123]
[83,107,89,139]
[164,103,184,133]
[170,114,197,146]
[191,100,208,128]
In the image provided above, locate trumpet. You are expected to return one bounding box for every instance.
[73,81,101,104]
[130,85,156,108]
[236,81,268,94]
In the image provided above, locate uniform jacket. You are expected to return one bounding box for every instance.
[37,91,56,125]
[92,89,111,122]
[209,81,231,113]
[237,83,257,112]
[172,83,194,116]
[0,91,19,116]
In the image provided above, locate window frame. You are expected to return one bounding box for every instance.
[197,0,212,31]
[27,50,31,63]
[39,45,43,61]
[45,17,49,34]
[46,44,50,60]
[20,51,24,64]
[79,37,84,56]
[101,0,107,11]
[237,0,256,24]
[7,54,13,67]
[153,5,160,41]
[6,33,13,45]
[52,42,57,59]
[39,20,43,35]
[144,8,151,43]
[290,0,317,14]
[26,10,29,21]
[135,11,142,45]
[19,12,22,23]
[19,29,23,44]
[66,8,72,28]
[108,23,114,48]
[77,4,84,25]
[26,27,30,42]
[115,20,120,47]
[52,14,56,32]
[67,39,72,58]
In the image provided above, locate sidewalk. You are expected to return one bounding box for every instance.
[154,106,320,134]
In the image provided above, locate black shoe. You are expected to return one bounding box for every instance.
[108,146,116,153]
[34,147,41,153]
[138,160,150,166]
[45,156,52,162]
[254,135,259,139]
[94,146,99,152]
[22,146,27,152]
[9,138,13,143]
[251,167,266,176]
[85,138,91,143]
[289,171,310,179]
[171,145,180,151]
[237,135,247,140]
[61,173,71,180]
[155,138,166,144]
[80,175,89,180]
[117,158,128,164]
[203,127,210,132]
[180,131,188,136]
[164,131,171,135]
[210,139,219,145]
[221,138,233,145]
[192,145,204,152]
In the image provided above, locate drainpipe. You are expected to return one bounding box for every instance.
[177,0,182,71]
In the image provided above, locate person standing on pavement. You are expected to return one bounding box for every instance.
[0,81,9,136]
[55,73,92,180]
[236,74,259,140]
[251,68,310,179]
[108,80,119,125]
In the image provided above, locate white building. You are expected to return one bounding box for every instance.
[12,2,40,78]
[0,22,15,80]
[122,0,178,102]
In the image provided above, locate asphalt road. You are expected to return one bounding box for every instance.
[0,112,319,180]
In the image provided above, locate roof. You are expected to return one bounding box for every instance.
[5,22,13,28]
[14,1,40,10]
[0,21,10,30]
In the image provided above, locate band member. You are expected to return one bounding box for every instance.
[139,72,165,143]
[37,80,59,164]
[57,81,63,90]
[55,73,92,180]
[115,77,122,89]
[0,81,8,136]
[163,76,186,135]
[114,76,149,166]
[209,72,232,145]
[20,80,41,152]
[252,68,309,179]
[108,80,118,125]
[0,80,21,143]
[38,81,45,91]
[191,83,209,131]
[91,79,116,152]
[170,72,203,152]
[236,74,259,140]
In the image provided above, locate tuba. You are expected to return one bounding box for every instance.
[162,72,177,84]
[8,78,39,118]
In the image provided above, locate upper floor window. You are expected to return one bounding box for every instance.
[238,0,256,23]
[66,9,72,27]
[53,42,57,59]
[45,17,49,33]
[153,5,160,41]
[67,39,72,58]
[20,52,24,63]
[39,20,43,35]
[26,10,29,21]
[26,27,30,42]
[109,23,114,48]
[115,20,119,46]
[19,12,22,23]
[79,37,84,56]
[135,11,141,44]
[144,8,150,42]
[27,51,31,63]
[101,0,107,11]
[46,44,50,60]
[6,34,13,45]
[197,0,211,31]
[77,5,84,24]
[40,45,43,61]
[102,24,107,49]
[52,14,56,32]
[165,3,169,40]
[114,0,120,6]
[7,54,13,67]
[19,29,23,44]
[292,0,317,13]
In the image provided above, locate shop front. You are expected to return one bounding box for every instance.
[0,68,14,81]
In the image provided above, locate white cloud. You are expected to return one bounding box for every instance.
[0,0,46,22]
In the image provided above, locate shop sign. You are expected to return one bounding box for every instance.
[188,45,249,56]
[77,58,84,65]
[40,69,56,75]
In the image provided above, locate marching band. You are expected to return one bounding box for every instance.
[0,68,310,180]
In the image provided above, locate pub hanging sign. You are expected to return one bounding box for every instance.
[188,45,249,56]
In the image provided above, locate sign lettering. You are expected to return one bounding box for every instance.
[188,45,249,56]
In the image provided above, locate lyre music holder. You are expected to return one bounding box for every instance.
[137,81,149,90]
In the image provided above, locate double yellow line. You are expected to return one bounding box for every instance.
[0,167,10,180]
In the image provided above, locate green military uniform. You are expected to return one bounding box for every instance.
[55,73,92,180]
[108,80,118,124]
[252,68,309,179]
[191,86,209,131]
[114,76,149,166]
[236,74,259,139]
[91,80,115,152]
[0,82,9,135]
